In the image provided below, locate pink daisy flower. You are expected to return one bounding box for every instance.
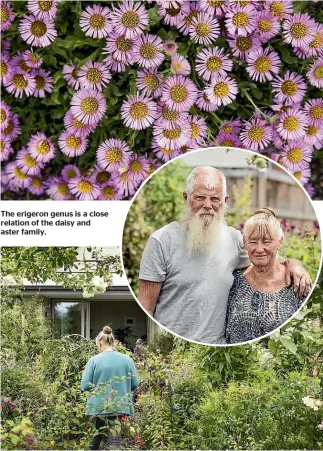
[280,141,313,172]
[136,69,163,98]
[111,1,149,39]
[28,132,55,163]
[163,40,178,54]
[171,55,191,76]
[133,34,165,69]
[304,23,323,58]
[189,13,220,45]
[292,168,311,185]
[1,39,11,55]
[264,0,294,21]
[152,139,181,162]
[246,47,281,83]
[63,109,95,137]
[127,155,150,183]
[68,176,100,201]
[0,54,12,86]
[196,47,233,82]
[272,71,307,106]
[89,167,112,186]
[204,75,238,107]
[22,50,43,69]
[215,133,243,148]
[19,14,57,47]
[0,100,11,130]
[103,54,129,73]
[195,90,219,112]
[28,175,45,196]
[0,1,15,32]
[5,69,36,98]
[177,3,201,36]
[144,156,161,179]
[61,164,81,183]
[45,176,71,200]
[187,115,207,147]
[219,119,242,135]
[79,4,112,39]
[63,64,80,90]
[200,0,227,17]
[0,135,13,162]
[304,124,323,148]
[276,108,308,141]
[307,58,323,88]
[27,0,58,20]
[282,13,316,48]
[58,131,88,157]
[5,161,30,189]
[97,180,123,201]
[225,4,257,37]
[228,35,261,60]
[96,138,132,171]
[304,183,315,198]
[161,75,198,112]
[32,68,53,97]
[113,170,140,198]
[240,117,273,151]
[153,121,191,150]
[78,61,111,92]
[16,147,45,176]
[105,33,135,63]
[71,88,107,126]
[303,98,323,127]
[10,53,33,75]
[255,11,281,43]
[157,1,190,27]
[2,112,21,141]
[156,102,188,129]
[121,94,157,130]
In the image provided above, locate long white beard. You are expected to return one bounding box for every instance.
[182,207,227,254]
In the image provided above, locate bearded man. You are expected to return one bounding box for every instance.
[138,166,311,344]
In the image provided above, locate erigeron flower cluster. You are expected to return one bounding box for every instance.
[1,0,322,200]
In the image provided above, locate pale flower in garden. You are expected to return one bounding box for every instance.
[302,396,323,411]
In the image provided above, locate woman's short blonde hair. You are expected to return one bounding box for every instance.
[243,208,284,241]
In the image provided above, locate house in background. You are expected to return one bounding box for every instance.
[23,247,161,348]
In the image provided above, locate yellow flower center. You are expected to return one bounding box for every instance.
[72,68,78,80]
[307,125,318,136]
[283,116,299,131]
[0,61,7,76]
[258,18,272,32]
[233,12,249,28]
[30,20,47,37]
[213,81,229,97]
[206,56,222,72]
[116,36,132,51]
[208,0,224,6]
[19,59,30,72]
[160,147,173,155]
[57,183,69,196]
[281,80,298,96]
[314,66,323,79]
[29,53,41,63]
[3,120,13,135]
[35,75,46,89]
[72,118,87,129]
[13,74,27,89]
[140,43,157,60]
[96,172,109,184]
[81,97,99,114]
[36,140,50,155]
[269,2,284,18]
[144,74,159,90]
[14,167,28,180]
[38,1,53,11]
[121,10,139,28]
[121,171,130,182]
[165,7,181,17]
[78,180,93,193]
[163,128,181,140]
[288,148,303,163]
[310,105,323,120]
[32,177,42,188]
[66,135,81,149]
[221,140,235,147]
[222,125,233,133]
[191,123,200,139]
[293,171,302,180]
[0,139,5,152]
[86,68,102,84]
[106,147,122,163]
[172,61,184,72]
[310,33,323,49]
[248,126,265,142]
[0,109,6,124]
[180,145,189,153]
[129,161,142,172]
[185,10,199,27]
[24,154,38,168]
[162,107,179,121]
[147,164,155,176]
[254,56,271,73]
[170,85,188,103]
[89,13,105,29]
[67,168,77,178]
[291,22,307,39]
[196,23,211,37]
[102,186,115,199]
[0,5,9,22]
[236,36,252,51]
[129,102,148,120]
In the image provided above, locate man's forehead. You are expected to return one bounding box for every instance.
[191,182,223,194]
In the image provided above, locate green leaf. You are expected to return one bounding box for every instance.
[280,338,297,355]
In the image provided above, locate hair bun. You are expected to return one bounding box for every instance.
[254,207,276,217]
[103,325,112,334]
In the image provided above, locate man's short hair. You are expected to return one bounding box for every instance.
[185,166,227,198]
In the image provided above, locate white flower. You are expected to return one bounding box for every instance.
[91,276,107,294]
[1,274,23,286]
[302,396,323,410]
[82,287,95,298]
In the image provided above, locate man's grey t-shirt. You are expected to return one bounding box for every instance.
[139,221,249,344]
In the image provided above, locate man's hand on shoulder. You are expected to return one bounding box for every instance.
[138,280,162,316]
[283,258,312,297]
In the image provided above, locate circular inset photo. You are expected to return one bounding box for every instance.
[122,147,321,346]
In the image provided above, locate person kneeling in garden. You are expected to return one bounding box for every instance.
[81,326,139,450]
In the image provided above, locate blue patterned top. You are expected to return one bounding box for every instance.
[226,270,305,344]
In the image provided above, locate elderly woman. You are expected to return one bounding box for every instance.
[226,209,307,344]
[81,325,139,450]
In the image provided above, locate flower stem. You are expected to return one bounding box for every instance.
[209,112,223,127]
[241,88,273,122]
